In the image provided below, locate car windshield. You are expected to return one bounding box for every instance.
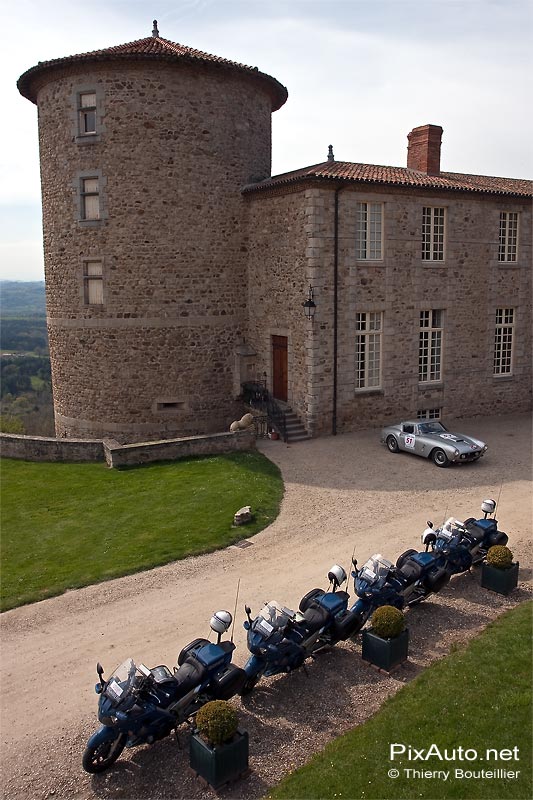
[252,601,295,638]
[103,658,144,706]
[417,422,447,434]
[357,554,393,587]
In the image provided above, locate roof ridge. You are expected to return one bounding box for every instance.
[244,160,531,197]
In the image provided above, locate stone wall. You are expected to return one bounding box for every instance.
[245,182,532,434]
[35,60,275,441]
[103,429,255,467]
[0,434,105,462]
[1,429,255,466]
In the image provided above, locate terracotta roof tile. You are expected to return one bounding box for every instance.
[244,160,531,198]
[17,36,288,110]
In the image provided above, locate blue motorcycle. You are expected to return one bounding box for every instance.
[428,498,508,575]
[240,565,364,694]
[82,611,246,773]
[351,545,451,614]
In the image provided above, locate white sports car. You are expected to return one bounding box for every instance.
[380,420,487,468]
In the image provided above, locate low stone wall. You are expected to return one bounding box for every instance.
[0,433,105,462]
[103,429,255,467]
[1,429,255,466]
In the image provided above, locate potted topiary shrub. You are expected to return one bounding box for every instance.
[361,605,409,672]
[189,700,249,789]
[481,545,519,596]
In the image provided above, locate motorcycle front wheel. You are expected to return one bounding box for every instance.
[82,733,127,773]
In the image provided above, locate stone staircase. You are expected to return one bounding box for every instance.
[276,403,310,443]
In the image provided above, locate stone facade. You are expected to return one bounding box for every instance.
[18,32,531,443]
[245,183,531,435]
[22,54,279,442]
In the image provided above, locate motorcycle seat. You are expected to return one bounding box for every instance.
[464,521,486,542]
[302,602,330,633]
[398,560,423,582]
[151,665,179,687]
[173,657,208,695]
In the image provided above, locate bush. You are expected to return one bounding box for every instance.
[486,545,514,570]
[195,700,238,746]
[371,605,405,639]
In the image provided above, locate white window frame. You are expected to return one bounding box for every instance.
[493,308,515,376]
[417,408,442,420]
[419,310,443,383]
[498,212,519,262]
[78,91,97,136]
[422,206,445,261]
[355,202,383,260]
[355,312,382,390]
[83,260,104,305]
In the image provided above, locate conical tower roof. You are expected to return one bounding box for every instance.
[18,23,288,110]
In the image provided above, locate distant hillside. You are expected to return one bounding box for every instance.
[0,281,46,317]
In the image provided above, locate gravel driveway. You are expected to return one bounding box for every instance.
[1,413,531,800]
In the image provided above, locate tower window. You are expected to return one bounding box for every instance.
[83,260,104,305]
[81,177,100,220]
[78,92,97,135]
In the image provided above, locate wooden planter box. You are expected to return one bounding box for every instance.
[190,729,249,789]
[362,628,409,672]
[481,561,519,596]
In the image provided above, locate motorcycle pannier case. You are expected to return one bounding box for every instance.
[210,664,247,699]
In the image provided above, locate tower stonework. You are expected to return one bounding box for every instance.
[18,33,287,442]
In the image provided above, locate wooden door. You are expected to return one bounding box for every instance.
[272,335,288,402]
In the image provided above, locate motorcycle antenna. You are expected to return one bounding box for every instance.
[494,481,504,516]
[231,579,240,644]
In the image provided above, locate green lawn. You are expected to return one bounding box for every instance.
[270,601,532,800]
[0,452,283,611]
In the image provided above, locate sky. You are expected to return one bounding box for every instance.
[1,0,531,281]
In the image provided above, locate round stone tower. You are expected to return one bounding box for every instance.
[18,24,287,442]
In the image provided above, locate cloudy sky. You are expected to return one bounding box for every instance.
[1,0,531,281]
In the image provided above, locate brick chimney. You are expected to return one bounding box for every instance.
[407,124,443,175]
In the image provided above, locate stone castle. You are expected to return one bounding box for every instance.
[18,23,532,443]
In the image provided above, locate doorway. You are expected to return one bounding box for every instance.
[272,335,288,402]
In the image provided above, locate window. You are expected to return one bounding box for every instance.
[419,310,443,382]
[355,312,382,389]
[83,260,103,305]
[356,202,383,260]
[78,92,97,135]
[417,408,441,420]
[493,308,514,375]
[498,212,518,262]
[422,207,445,261]
[81,177,100,220]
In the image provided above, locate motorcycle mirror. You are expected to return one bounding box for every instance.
[352,557,358,568]
[96,662,104,677]
[427,520,433,528]
[244,605,251,615]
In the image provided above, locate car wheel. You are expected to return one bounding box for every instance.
[432,448,450,468]
[386,435,399,453]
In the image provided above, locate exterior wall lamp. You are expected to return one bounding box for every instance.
[303,285,316,321]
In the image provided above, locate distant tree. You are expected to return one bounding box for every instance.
[0,414,25,434]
